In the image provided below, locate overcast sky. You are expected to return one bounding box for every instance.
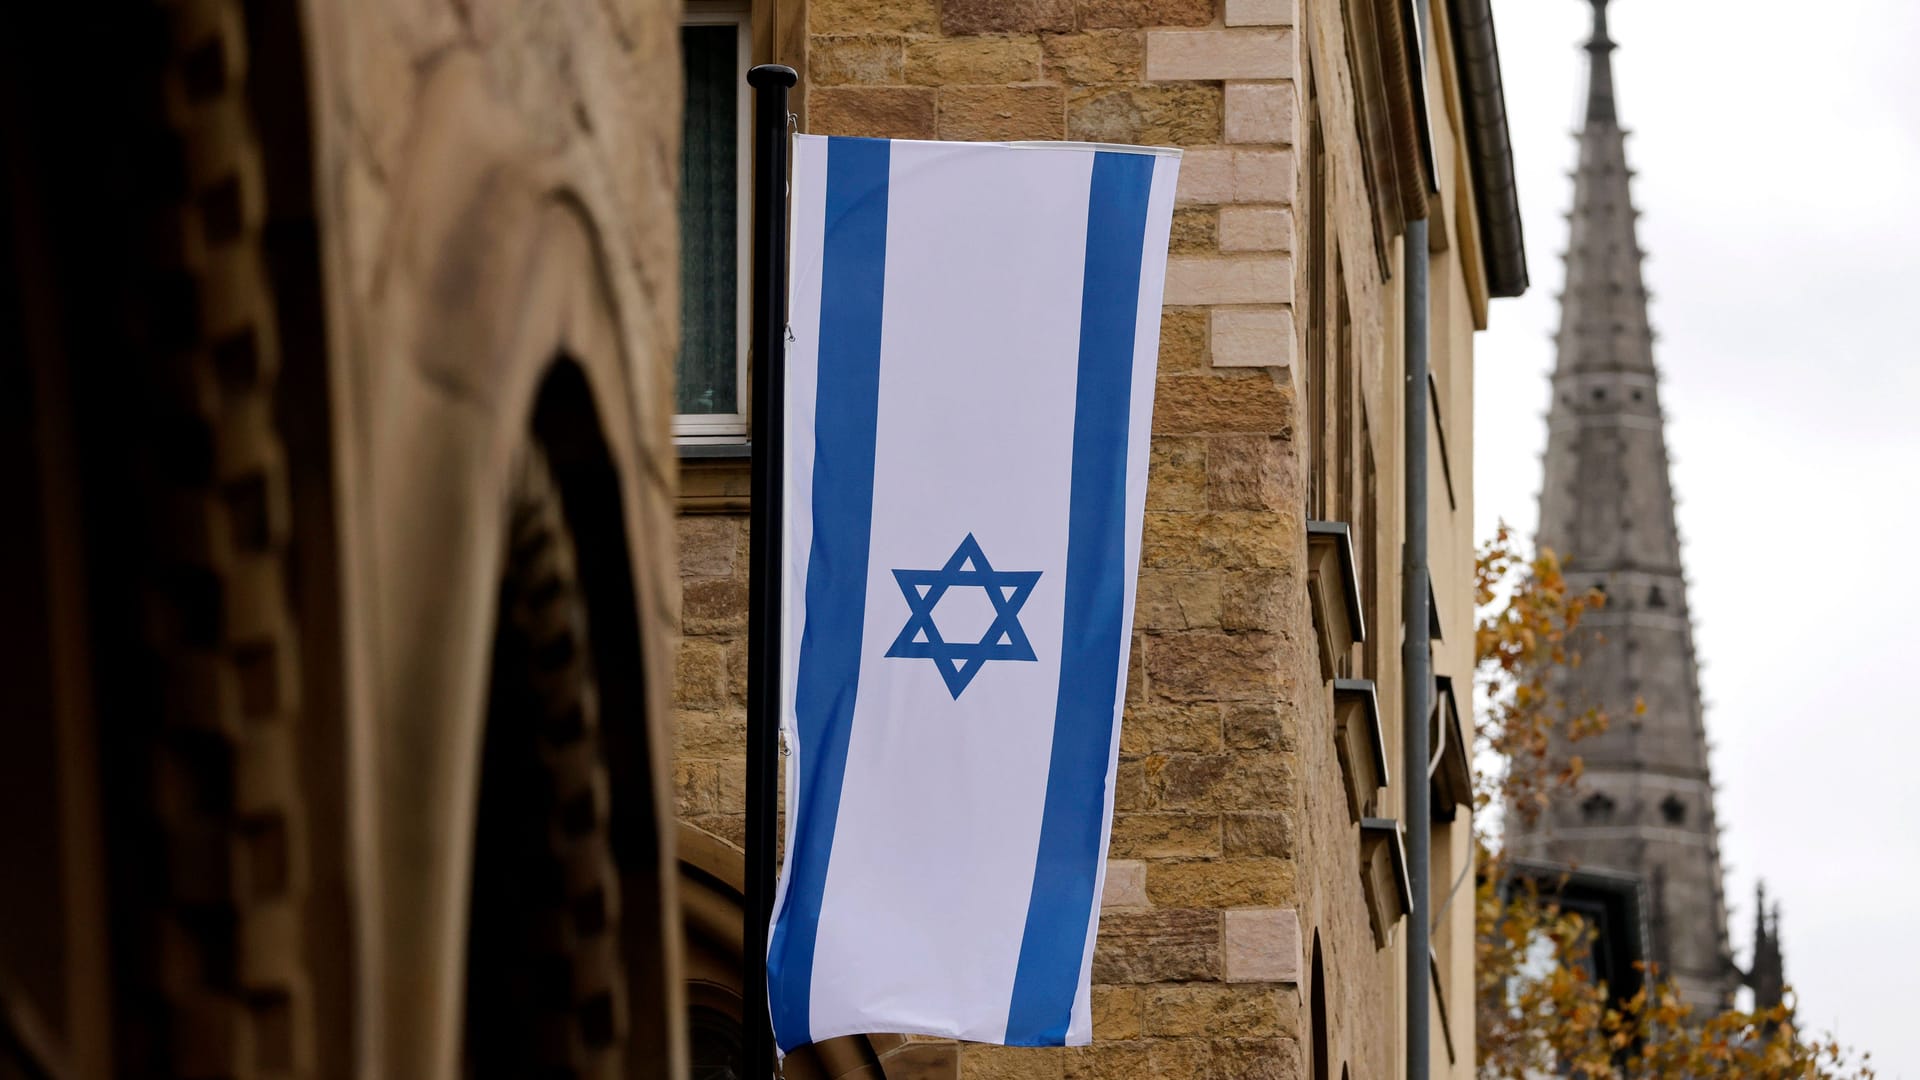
[1475,0,1920,1073]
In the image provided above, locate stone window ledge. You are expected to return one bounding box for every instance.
[678,441,750,514]
[1306,520,1365,681]
[1430,674,1472,823]
[1333,677,1388,822]
[1359,817,1412,949]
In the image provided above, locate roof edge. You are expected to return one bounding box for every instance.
[1448,0,1529,298]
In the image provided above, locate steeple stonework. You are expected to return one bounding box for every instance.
[1510,0,1743,1012]
[1748,881,1787,1013]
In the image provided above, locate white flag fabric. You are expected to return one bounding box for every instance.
[770,134,1179,1052]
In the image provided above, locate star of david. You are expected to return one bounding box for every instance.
[884,534,1043,699]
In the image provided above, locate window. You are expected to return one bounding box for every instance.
[678,3,751,441]
[1306,107,1328,519]
[1359,424,1377,677]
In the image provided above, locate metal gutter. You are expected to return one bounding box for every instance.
[1403,5,1433,1078]
[1449,0,1529,297]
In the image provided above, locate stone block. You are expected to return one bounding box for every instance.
[1156,309,1209,375]
[1064,1042,1153,1079]
[1123,701,1225,754]
[1169,207,1217,254]
[906,37,1042,85]
[1216,752,1294,807]
[1221,571,1291,631]
[1175,149,1234,205]
[809,86,936,139]
[1206,434,1286,509]
[1101,859,1149,908]
[677,515,739,578]
[1152,370,1293,435]
[1225,0,1294,25]
[675,710,744,759]
[941,0,1073,35]
[1110,811,1221,858]
[682,575,749,634]
[958,1045,1063,1080]
[878,1041,959,1079]
[1223,811,1295,856]
[1172,147,1295,205]
[1066,84,1222,146]
[811,0,938,34]
[1142,512,1291,570]
[1146,436,1207,509]
[1127,634,1146,702]
[1146,29,1293,81]
[1147,984,1291,1037]
[1225,81,1298,144]
[674,757,745,816]
[1079,0,1214,30]
[1092,909,1222,983]
[1220,206,1295,252]
[1224,701,1296,750]
[1041,30,1145,83]
[726,638,748,705]
[810,34,906,85]
[1209,309,1294,370]
[1133,572,1224,631]
[1113,757,1150,811]
[1232,148,1296,203]
[938,85,1065,141]
[1163,256,1292,306]
[1091,986,1143,1040]
[1224,907,1301,982]
[674,639,731,707]
[1147,1038,1300,1080]
[1148,858,1296,907]
[1146,752,1230,808]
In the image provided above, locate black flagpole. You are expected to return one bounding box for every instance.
[743,61,796,1080]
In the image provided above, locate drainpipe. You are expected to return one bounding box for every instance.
[1402,3,1433,1080]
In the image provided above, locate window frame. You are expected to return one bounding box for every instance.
[676,0,753,443]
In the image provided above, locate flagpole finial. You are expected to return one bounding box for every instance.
[748,64,798,90]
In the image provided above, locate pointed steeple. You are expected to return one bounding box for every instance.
[1510,0,1741,1013]
[1748,880,1787,1012]
[1584,0,1618,125]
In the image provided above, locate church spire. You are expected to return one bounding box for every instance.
[1749,880,1787,1012]
[1584,0,1618,125]
[1510,0,1742,1013]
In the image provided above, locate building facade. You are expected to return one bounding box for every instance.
[0,0,1531,1077]
[4,0,690,1075]
[671,0,1526,1076]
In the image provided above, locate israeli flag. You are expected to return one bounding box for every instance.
[770,135,1179,1052]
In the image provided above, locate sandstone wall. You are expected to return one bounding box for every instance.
[670,0,1496,1074]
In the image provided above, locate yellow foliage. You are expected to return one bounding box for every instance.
[1473,526,1874,1078]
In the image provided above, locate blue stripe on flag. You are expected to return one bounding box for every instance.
[768,135,892,1053]
[1004,150,1156,1046]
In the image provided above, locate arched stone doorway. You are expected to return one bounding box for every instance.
[3,0,696,1075]
[678,825,896,1079]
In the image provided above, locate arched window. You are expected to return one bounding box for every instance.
[1311,934,1331,1080]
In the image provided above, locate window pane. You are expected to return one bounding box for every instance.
[679,25,739,417]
